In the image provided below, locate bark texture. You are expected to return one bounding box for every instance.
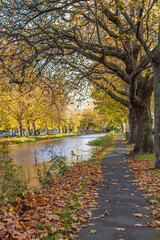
[153,58,160,168]
[133,83,154,154]
[128,105,138,144]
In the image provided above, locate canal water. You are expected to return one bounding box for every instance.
[8,133,105,187]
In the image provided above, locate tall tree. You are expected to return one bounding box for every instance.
[0,0,156,153]
[115,0,159,167]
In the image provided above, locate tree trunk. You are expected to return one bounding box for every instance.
[63,127,66,133]
[60,126,63,134]
[133,103,154,154]
[45,124,48,134]
[128,105,138,144]
[18,120,23,137]
[121,123,124,134]
[26,119,31,136]
[54,101,61,133]
[153,60,160,168]
[129,74,154,155]
[67,125,70,134]
[32,121,36,136]
[122,122,127,133]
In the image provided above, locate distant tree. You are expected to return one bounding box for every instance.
[92,89,128,130]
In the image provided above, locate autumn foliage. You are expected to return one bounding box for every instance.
[0,141,116,239]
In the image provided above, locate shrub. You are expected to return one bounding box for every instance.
[0,144,26,204]
[34,154,68,188]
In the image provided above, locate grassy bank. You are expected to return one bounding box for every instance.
[88,131,117,147]
[0,131,116,239]
[0,133,80,145]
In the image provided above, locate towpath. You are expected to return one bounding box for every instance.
[77,138,160,240]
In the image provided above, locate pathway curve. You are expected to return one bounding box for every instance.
[77,138,160,240]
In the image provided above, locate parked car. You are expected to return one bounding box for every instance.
[11,132,18,137]
[40,130,46,135]
[53,130,59,134]
[0,132,11,138]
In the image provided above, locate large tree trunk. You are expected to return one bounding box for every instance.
[129,73,154,155]
[153,60,160,168]
[18,120,23,137]
[133,103,154,154]
[128,105,138,144]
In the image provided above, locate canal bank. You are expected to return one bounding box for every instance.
[5,133,106,187]
[0,133,80,146]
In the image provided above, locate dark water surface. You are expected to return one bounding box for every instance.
[8,133,105,186]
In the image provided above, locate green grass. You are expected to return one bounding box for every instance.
[137,153,155,163]
[148,196,159,201]
[35,223,45,230]
[137,153,155,160]
[88,132,116,147]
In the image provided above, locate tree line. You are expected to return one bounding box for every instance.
[0,84,109,136]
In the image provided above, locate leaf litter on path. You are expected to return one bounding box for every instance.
[128,144,160,228]
[0,147,108,239]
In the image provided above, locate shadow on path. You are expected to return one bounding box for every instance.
[77,138,160,240]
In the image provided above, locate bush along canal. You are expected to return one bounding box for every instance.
[0,132,117,239]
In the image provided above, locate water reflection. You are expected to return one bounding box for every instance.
[8,134,105,187]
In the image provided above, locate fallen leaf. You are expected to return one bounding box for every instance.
[71,223,79,229]
[147,219,160,227]
[114,228,125,231]
[151,210,160,217]
[132,213,143,218]
[104,210,109,216]
[93,214,104,220]
[78,217,86,223]
[89,229,97,234]
[0,223,6,231]
[0,230,7,237]
[134,223,143,227]
[87,211,92,218]
[149,200,158,204]
[49,215,60,221]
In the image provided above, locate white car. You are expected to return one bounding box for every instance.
[40,130,46,135]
